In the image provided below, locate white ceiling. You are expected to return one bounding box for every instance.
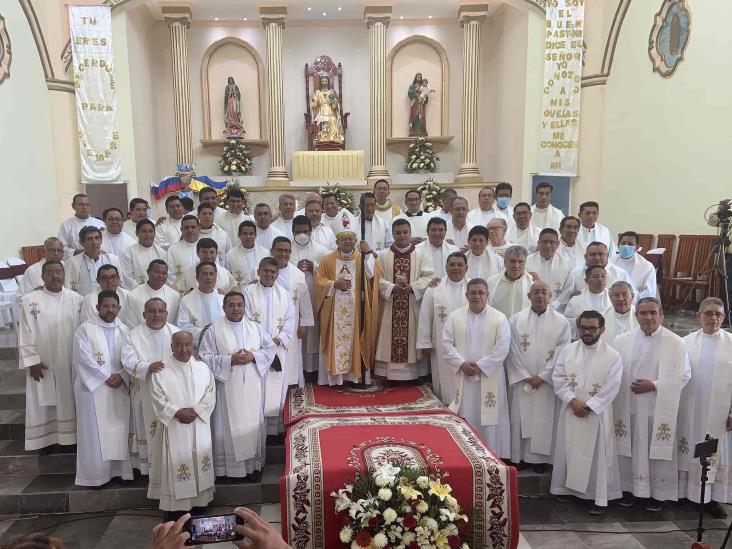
[144,0,497,22]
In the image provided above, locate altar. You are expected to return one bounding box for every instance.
[291,150,365,183]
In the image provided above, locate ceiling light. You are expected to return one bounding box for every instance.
[338,6,342,10]
[322,11,327,16]
[214,17,219,21]
[428,15,433,19]
[399,15,404,19]
[243,17,248,21]
[307,6,312,11]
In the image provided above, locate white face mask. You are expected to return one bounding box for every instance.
[293,233,310,246]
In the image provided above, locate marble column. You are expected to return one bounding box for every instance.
[163,6,193,165]
[456,4,489,183]
[365,6,392,184]
[260,6,289,184]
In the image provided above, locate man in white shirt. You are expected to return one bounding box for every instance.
[393,189,430,243]
[123,219,168,288]
[18,237,64,297]
[601,281,637,344]
[198,186,227,221]
[65,226,123,296]
[80,264,130,325]
[197,203,231,262]
[525,228,573,311]
[431,188,456,223]
[507,202,540,253]
[442,278,511,457]
[373,179,402,224]
[357,192,393,253]
[101,208,136,258]
[253,203,285,250]
[612,231,658,299]
[125,260,180,328]
[467,186,497,226]
[177,262,225,342]
[493,182,515,223]
[58,193,106,258]
[167,215,201,288]
[123,198,150,238]
[271,193,296,239]
[613,297,691,512]
[218,189,253,244]
[226,220,269,289]
[155,195,185,250]
[487,218,515,258]
[176,238,238,294]
[577,201,616,256]
[487,245,534,319]
[73,290,133,487]
[466,226,504,281]
[417,217,458,282]
[531,182,564,231]
[559,216,585,270]
[565,266,611,338]
[306,199,337,251]
[322,192,357,235]
[571,241,634,295]
[445,197,473,251]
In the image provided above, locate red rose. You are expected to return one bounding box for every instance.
[408,542,419,549]
[354,530,372,547]
[448,535,462,548]
[368,515,380,528]
[403,514,417,529]
[457,519,470,535]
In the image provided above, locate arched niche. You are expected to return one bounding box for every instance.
[387,35,449,140]
[201,37,266,141]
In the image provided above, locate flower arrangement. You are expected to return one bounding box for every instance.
[406,137,439,173]
[332,462,470,549]
[219,138,254,175]
[417,178,443,214]
[217,179,251,214]
[319,182,358,214]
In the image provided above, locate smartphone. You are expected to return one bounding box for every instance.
[184,513,245,545]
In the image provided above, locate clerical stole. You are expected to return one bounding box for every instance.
[390,245,414,363]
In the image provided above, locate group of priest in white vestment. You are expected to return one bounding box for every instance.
[15,184,732,519]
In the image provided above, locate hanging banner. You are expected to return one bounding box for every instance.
[69,6,121,183]
[538,1,584,176]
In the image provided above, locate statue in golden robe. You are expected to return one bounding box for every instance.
[310,75,344,147]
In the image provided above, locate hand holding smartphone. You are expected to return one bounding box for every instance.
[184,513,245,545]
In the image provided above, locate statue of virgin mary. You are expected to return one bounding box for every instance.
[223,76,245,136]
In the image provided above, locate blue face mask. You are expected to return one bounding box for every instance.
[497,197,511,209]
[618,244,636,259]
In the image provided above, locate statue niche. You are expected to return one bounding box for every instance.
[304,55,350,151]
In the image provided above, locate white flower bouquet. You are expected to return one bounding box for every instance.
[406,137,439,173]
[417,178,443,213]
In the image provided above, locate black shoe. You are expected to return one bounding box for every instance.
[617,493,636,507]
[706,500,728,519]
[589,504,607,516]
[245,470,262,483]
[533,463,548,474]
[644,498,662,512]
[554,494,575,503]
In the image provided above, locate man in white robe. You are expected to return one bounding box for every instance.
[613,297,691,511]
[530,181,564,231]
[550,310,623,514]
[322,193,358,236]
[18,237,64,297]
[487,245,533,319]
[525,228,573,311]
[416,217,458,282]
[467,186,498,226]
[570,241,634,295]
[57,193,106,258]
[65,227,123,296]
[198,203,231,263]
[445,197,473,251]
[124,260,180,328]
[271,193,296,239]
[270,236,314,388]
[507,281,571,469]
[167,215,201,288]
[565,266,611,338]
[150,331,216,517]
[393,189,431,243]
[73,290,133,487]
[177,262,225,342]
[601,281,637,344]
[175,238,237,294]
[253,203,285,250]
[357,192,393,253]
[431,188,456,223]
[121,298,179,478]
[487,218,516,258]
[493,182,515,227]
[576,201,616,256]
[375,219,434,380]
[217,189,253,244]
[466,226,504,281]
[122,198,149,238]
[612,231,658,299]
[198,186,228,222]
[101,208,136,258]
[416,252,468,402]
[678,297,732,518]
[199,292,277,481]
[559,216,586,270]
[244,258,295,434]
[80,264,130,325]
[442,278,511,457]
[507,202,540,253]
[123,219,168,287]
[226,220,269,290]
[155,195,185,250]
[373,179,402,224]
[305,199,337,251]
[19,261,83,451]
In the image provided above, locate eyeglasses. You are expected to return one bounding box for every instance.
[579,326,600,332]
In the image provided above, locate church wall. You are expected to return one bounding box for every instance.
[0,2,61,258]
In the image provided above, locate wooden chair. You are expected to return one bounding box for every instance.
[303,55,350,151]
[21,245,44,265]
[662,234,718,307]
[616,233,653,256]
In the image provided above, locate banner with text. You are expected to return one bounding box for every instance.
[69,6,121,183]
[538,1,584,176]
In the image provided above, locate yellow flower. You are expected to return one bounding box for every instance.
[428,479,452,501]
[399,484,423,501]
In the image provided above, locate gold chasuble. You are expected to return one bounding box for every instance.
[315,250,380,378]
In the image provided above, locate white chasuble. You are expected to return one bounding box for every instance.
[166,240,198,286]
[550,340,622,505]
[564,288,611,339]
[466,251,504,281]
[199,318,276,477]
[102,231,136,258]
[416,278,467,403]
[679,330,732,503]
[150,357,216,511]
[65,252,123,296]
[18,260,46,297]
[577,222,616,256]
[19,288,83,450]
[416,240,458,280]
[81,287,130,326]
[507,224,540,253]
[124,283,180,328]
[559,240,586,270]
[276,264,315,387]
[154,217,182,250]
[122,243,168,287]
[530,204,564,231]
[525,251,573,311]
[175,263,238,294]
[121,323,178,481]
[601,306,638,345]
[218,212,253,244]
[611,254,658,300]
[226,244,269,289]
[571,264,634,296]
[487,272,533,319]
[442,305,511,457]
[507,307,571,462]
[200,224,232,262]
[177,289,225,342]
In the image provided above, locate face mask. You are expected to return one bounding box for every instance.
[618,244,636,259]
[497,197,511,209]
[294,233,310,246]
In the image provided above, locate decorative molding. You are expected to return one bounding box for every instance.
[18,0,53,80]
[386,35,450,141]
[199,138,269,156]
[249,180,506,193]
[46,78,75,93]
[648,0,691,78]
[521,0,546,12]
[0,14,11,85]
[580,0,632,88]
[200,36,268,143]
